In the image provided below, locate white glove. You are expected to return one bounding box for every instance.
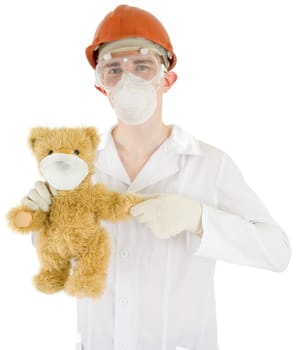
[21,181,57,212]
[130,193,203,239]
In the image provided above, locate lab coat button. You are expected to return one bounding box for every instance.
[120,250,129,258]
[119,298,128,304]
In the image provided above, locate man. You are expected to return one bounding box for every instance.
[25,4,291,350]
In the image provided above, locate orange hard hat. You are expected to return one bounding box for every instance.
[85,4,177,71]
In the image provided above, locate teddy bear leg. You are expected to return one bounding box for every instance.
[64,228,111,298]
[34,250,71,294]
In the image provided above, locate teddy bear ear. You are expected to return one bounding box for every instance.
[28,127,49,151]
[84,127,100,149]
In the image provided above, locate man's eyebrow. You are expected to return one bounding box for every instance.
[133,59,155,64]
[103,62,121,68]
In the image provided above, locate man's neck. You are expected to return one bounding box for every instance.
[111,119,172,158]
[111,117,172,181]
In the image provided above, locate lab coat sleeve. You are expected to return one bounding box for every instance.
[195,153,291,272]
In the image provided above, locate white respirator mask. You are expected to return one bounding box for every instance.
[40,153,88,190]
[95,46,166,125]
[109,73,159,125]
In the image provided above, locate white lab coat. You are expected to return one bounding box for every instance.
[76,125,291,350]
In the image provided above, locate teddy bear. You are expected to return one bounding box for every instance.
[7,127,144,298]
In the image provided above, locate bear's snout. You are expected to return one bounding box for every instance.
[56,160,71,171]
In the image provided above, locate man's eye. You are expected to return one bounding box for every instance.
[108,68,122,75]
[136,65,149,71]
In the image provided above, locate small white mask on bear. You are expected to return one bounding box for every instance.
[40,153,88,190]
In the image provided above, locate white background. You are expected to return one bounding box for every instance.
[0,0,295,349]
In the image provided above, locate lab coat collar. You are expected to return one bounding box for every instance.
[95,124,202,191]
[98,124,202,156]
[165,124,201,156]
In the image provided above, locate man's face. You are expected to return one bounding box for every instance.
[95,49,166,91]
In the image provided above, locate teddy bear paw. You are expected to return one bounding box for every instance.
[64,273,107,298]
[34,270,67,294]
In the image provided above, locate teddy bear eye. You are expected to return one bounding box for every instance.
[48,150,54,155]
[74,149,80,155]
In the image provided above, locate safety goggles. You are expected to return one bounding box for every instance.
[95,50,166,90]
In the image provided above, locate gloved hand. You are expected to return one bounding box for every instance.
[21,181,57,212]
[130,193,203,239]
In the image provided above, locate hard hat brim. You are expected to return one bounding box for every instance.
[86,38,176,70]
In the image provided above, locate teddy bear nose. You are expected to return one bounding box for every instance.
[56,161,71,170]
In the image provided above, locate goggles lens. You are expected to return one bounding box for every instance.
[95,52,163,89]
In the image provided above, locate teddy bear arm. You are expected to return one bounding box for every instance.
[7,205,48,233]
[93,186,145,222]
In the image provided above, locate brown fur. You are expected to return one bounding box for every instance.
[7,127,144,298]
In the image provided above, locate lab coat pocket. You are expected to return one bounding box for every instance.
[176,346,191,350]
